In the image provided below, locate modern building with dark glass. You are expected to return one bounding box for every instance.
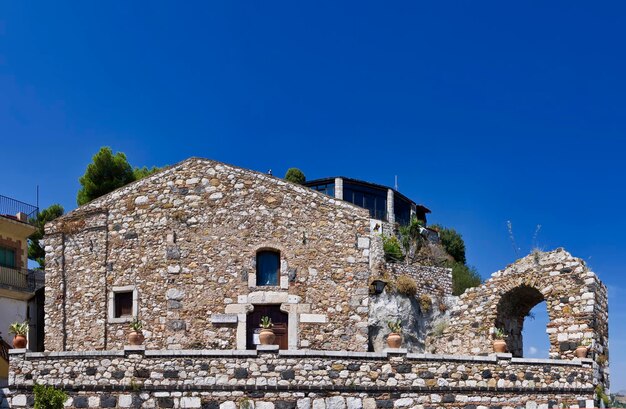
[304,177,430,226]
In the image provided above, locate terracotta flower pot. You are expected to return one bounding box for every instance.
[13,335,27,349]
[387,332,402,349]
[575,346,588,358]
[493,340,507,353]
[259,329,275,345]
[127,331,145,346]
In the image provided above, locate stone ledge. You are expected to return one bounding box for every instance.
[278,350,387,359]
[144,350,257,357]
[406,353,497,363]
[256,345,279,352]
[13,349,592,366]
[23,350,125,359]
[511,357,586,366]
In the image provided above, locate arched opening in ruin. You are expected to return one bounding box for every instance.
[522,300,550,358]
[495,285,545,357]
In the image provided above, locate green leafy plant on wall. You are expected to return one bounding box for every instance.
[382,235,404,262]
[33,384,68,409]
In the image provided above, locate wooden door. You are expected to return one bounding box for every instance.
[246,305,288,350]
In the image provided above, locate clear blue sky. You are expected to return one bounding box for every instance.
[1,2,624,391]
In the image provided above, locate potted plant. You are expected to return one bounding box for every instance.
[9,321,28,349]
[387,319,402,348]
[575,339,591,358]
[259,316,275,345]
[127,318,145,346]
[493,328,507,353]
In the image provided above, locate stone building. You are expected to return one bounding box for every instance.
[6,158,610,408]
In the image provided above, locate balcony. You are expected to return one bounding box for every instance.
[0,266,44,294]
[0,195,38,225]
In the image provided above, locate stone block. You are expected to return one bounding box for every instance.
[326,397,346,409]
[211,314,238,324]
[119,395,133,408]
[181,397,202,408]
[12,395,26,407]
[299,314,327,323]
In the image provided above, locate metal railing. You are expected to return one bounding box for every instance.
[0,265,44,292]
[0,195,38,224]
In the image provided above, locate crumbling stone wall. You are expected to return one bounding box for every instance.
[8,348,598,408]
[428,249,608,385]
[44,158,374,352]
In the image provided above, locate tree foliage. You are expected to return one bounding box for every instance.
[450,261,481,296]
[77,147,162,206]
[431,224,466,264]
[284,168,306,185]
[77,147,136,205]
[133,166,162,180]
[28,204,64,268]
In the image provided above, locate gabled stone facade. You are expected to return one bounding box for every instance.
[44,158,379,352]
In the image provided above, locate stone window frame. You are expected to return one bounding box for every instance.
[248,244,289,290]
[108,285,138,324]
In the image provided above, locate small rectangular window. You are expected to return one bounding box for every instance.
[0,247,16,268]
[114,292,133,318]
[256,251,280,286]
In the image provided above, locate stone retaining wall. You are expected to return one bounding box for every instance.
[381,264,452,297]
[8,348,599,408]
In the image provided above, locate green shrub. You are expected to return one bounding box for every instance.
[284,168,306,185]
[382,235,404,262]
[451,262,481,296]
[431,224,466,264]
[395,275,417,297]
[33,384,68,409]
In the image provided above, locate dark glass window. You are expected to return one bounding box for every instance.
[343,183,387,220]
[114,292,133,318]
[0,247,16,268]
[394,196,412,226]
[256,250,280,286]
[310,183,335,197]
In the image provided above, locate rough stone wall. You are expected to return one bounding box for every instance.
[8,349,598,408]
[380,263,452,297]
[428,249,609,386]
[44,158,373,352]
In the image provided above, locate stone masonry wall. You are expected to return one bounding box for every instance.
[380,263,452,297]
[8,348,598,409]
[428,249,609,388]
[44,158,374,352]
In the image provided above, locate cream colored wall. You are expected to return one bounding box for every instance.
[0,217,35,270]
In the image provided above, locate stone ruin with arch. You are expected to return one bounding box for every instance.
[429,248,609,384]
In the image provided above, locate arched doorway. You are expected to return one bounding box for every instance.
[495,285,545,357]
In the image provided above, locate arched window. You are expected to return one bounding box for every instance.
[256,250,280,286]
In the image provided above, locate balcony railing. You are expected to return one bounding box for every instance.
[0,195,38,224]
[0,266,44,293]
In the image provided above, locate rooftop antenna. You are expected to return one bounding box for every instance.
[394,175,398,191]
